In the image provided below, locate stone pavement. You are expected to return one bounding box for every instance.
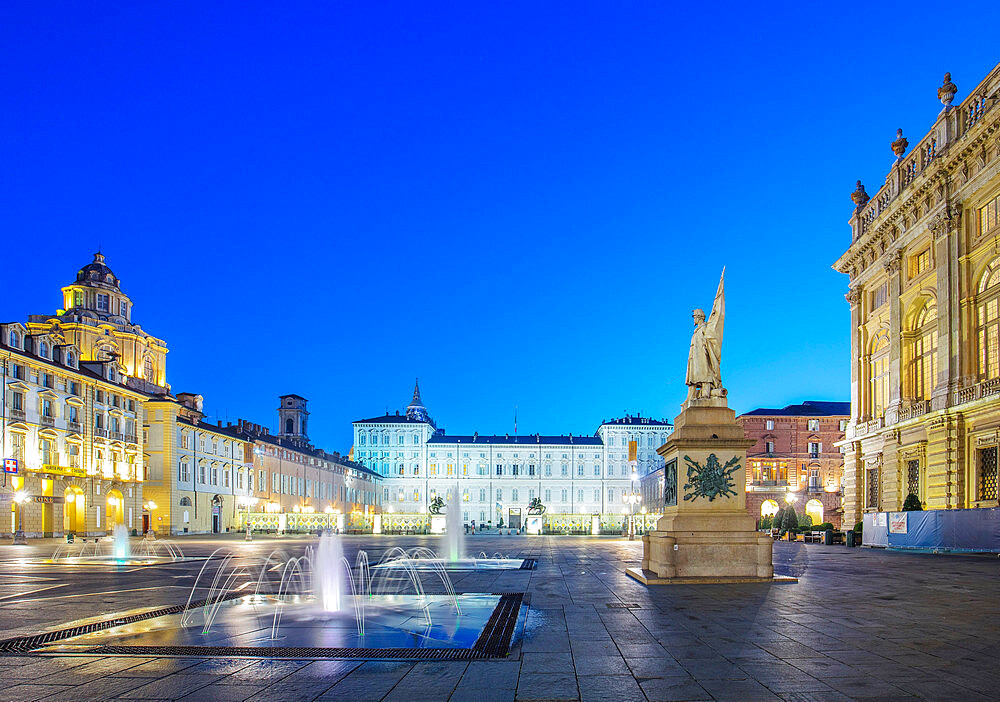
[0,533,999,700]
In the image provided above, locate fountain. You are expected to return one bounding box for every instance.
[34,533,526,659]
[111,524,131,560]
[444,482,464,562]
[43,529,191,566]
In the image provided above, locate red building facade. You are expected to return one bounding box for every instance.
[737,401,850,529]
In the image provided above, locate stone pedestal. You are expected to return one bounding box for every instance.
[627,398,783,585]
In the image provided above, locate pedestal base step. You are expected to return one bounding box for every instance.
[624,567,797,586]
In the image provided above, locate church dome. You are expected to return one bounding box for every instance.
[75,252,120,290]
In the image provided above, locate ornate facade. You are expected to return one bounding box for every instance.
[2,317,147,537]
[352,381,673,525]
[834,64,1000,523]
[26,253,169,394]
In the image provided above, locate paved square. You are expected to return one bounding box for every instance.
[1,534,998,700]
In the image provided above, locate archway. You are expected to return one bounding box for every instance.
[805,499,824,526]
[105,489,125,532]
[63,485,86,534]
[760,499,780,518]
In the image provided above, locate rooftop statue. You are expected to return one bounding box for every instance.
[891,128,909,158]
[685,269,726,405]
[851,180,870,210]
[938,72,958,106]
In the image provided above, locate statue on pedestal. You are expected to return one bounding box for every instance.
[685,269,726,405]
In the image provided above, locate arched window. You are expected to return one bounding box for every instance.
[179,496,192,506]
[908,301,938,400]
[805,499,824,526]
[143,356,155,382]
[979,259,1000,379]
[285,418,294,434]
[760,499,780,518]
[869,331,890,417]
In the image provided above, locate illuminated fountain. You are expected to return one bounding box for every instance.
[5,533,529,659]
[46,528,188,566]
[444,482,465,562]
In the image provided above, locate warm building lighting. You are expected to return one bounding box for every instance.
[785,492,798,503]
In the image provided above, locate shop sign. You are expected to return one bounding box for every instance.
[33,495,65,504]
[3,459,17,474]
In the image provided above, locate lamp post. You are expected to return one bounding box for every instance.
[13,490,29,545]
[237,496,257,541]
[622,469,642,541]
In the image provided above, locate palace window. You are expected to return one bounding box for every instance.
[908,302,938,400]
[980,194,1000,237]
[765,441,774,454]
[765,420,774,430]
[561,465,568,477]
[479,489,486,502]
[807,419,819,431]
[561,489,568,503]
[866,467,880,510]
[869,332,891,417]
[96,294,109,312]
[199,465,207,484]
[12,392,23,411]
[978,447,998,501]
[978,260,1000,379]
[495,464,502,476]
[909,248,931,278]
[871,283,888,309]
[512,489,519,502]
[73,290,83,307]
[906,459,920,498]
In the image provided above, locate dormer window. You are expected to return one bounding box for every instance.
[8,330,19,348]
[108,366,117,382]
[120,301,128,317]
[66,352,75,367]
[39,342,49,358]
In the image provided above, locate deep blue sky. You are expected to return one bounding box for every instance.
[3,3,999,452]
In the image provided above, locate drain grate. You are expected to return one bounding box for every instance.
[605,602,642,609]
[519,559,537,570]
[0,593,242,654]
[0,592,526,661]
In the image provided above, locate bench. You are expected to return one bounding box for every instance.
[803,531,824,543]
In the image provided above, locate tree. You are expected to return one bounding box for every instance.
[780,503,799,533]
[902,493,923,511]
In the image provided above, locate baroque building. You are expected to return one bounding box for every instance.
[352,381,673,526]
[26,253,169,394]
[1,277,149,537]
[834,64,1000,523]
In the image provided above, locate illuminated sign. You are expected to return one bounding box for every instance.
[3,459,17,474]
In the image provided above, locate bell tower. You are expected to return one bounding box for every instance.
[277,394,309,446]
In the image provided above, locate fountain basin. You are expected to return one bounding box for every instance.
[372,557,533,571]
[23,593,526,659]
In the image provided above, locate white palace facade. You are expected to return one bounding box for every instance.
[352,382,673,526]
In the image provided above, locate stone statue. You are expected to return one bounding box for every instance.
[891,128,909,158]
[851,180,870,210]
[685,269,726,404]
[938,72,958,106]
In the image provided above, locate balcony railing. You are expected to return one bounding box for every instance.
[111,431,124,441]
[9,408,26,421]
[124,434,138,444]
[67,420,82,433]
[40,415,55,427]
[855,68,1000,240]
[94,427,108,438]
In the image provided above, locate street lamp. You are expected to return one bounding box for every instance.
[622,490,642,541]
[13,490,30,545]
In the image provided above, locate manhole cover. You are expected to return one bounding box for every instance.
[606,602,642,609]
